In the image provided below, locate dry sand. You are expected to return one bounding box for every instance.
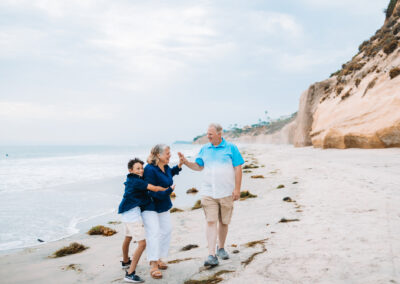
[1,144,399,284]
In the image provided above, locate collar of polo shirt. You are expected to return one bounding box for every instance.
[208,138,226,148]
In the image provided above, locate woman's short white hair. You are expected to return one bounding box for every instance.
[208,123,223,134]
[147,144,170,165]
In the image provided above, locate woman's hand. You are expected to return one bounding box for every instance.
[170,185,176,191]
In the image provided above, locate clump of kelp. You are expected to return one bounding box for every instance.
[168,257,196,264]
[240,191,257,200]
[251,175,264,179]
[276,184,285,189]
[279,218,300,223]
[192,200,202,210]
[282,197,295,202]
[181,244,199,251]
[186,188,199,194]
[243,164,259,169]
[184,270,235,284]
[170,207,184,213]
[53,242,88,258]
[241,239,268,267]
[107,221,121,225]
[87,225,116,236]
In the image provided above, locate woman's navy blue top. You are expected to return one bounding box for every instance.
[142,164,181,213]
[118,173,173,214]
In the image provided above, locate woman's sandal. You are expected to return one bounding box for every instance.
[150,267,162,279]
[158,260,168,270]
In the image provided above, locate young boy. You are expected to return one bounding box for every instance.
[118,158,173,283]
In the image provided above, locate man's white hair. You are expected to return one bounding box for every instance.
[208,123,223,134]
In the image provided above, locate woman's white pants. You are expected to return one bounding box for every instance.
[142,210,172,261]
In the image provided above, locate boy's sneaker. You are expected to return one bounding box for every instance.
[121,258,131,269]
[124,271,144,283]
[216,247,230,260]
[204,255,219,267]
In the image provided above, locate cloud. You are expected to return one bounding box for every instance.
[249,11,303,39]
[0,102,114,120]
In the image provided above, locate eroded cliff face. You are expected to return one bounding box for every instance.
[293,1,400,149]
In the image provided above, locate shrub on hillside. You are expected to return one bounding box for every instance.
[383,39,398,55]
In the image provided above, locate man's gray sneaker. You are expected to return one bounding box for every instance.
[204,255,219,267]
[216,247,229,260]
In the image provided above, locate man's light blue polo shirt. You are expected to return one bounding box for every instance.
[195,138,244,199]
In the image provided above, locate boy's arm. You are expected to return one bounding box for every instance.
[148,185,175,200]
[147,184,168,192]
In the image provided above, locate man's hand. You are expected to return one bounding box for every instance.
[232,189,240,201]
[178,152,204,171]
[178,152,188,166]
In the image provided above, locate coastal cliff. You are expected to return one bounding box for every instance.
[293,0,400,148]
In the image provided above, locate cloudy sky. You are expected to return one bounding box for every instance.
[0,0,388,145]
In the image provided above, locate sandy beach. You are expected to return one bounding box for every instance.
[1,144,399,284]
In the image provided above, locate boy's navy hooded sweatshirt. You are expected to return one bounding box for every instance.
[118,173,173,214]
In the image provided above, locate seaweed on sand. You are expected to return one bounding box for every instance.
[243,164,259,169]
[168,257,196,264]
[53,242,88,258]
[181,244,199,251]
[240,191,257,200]
[282,197,294,202]
[241,239,268,267]
[184,270,235,284]
[250,175,264,179]
[87,225,116,236]
[192,200,202,210]
[187,188,199,194]
[170,207,184,213]
[279,218,300,223]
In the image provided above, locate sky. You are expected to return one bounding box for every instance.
[0,0,389,145]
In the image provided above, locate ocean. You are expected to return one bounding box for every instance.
[0,144,203,251]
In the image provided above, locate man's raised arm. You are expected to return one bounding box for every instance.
[178,152,204,171]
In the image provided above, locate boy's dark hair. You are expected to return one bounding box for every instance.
[127,158,144,170]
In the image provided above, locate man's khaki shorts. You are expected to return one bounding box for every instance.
[201,195,234,225]
[124,221,146,241]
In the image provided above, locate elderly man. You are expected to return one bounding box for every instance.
[178,123,244,267]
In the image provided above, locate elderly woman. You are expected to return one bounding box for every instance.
[141,144,182,279]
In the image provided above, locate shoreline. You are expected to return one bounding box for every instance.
[1,144,399,283]
[0,158,202,253]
